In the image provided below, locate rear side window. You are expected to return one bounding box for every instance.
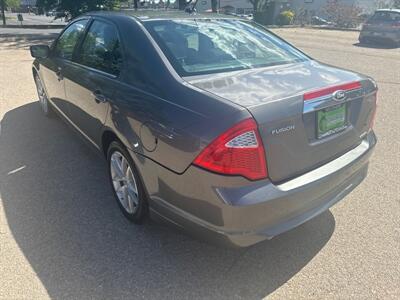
[77,20,123,76]
[54,19,88,60]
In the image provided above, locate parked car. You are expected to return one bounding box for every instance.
[359,9,400,46]
[30,11,377,247]
[54,10,67,19]
[311,16,335,26]
[46,9,56,17]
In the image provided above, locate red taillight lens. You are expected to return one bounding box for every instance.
[193,118,268,180]
[303,81,362,101]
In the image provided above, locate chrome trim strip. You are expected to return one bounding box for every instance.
[277,139,370,191]
[303,88,363,113]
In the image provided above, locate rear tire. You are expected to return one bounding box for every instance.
[107,141,148,224]
[34,74,54,117]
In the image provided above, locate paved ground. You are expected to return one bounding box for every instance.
[0,28,399,299]
[2,12,66,26]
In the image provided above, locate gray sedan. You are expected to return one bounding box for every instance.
[30,11,377,247]
[359,9,400,46]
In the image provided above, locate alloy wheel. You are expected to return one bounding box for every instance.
[110,151,139,215]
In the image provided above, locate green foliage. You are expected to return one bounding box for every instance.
[5,0,20,9]
[277,10,295,25]
[36,0,120,18]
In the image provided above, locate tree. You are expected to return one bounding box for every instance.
[250,0,274,24]
[323,0,362,28]
[36,0,120,19]
[1,0,21,25]
[393,0,400,8]
[211,0,217,12]
[375,0,391,9]
[249,0,269,13]
[1,0,5,26]
[178,0,186,10]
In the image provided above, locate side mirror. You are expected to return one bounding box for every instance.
[30,45,50,59]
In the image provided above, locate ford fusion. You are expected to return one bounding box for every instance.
[30,11,377,247]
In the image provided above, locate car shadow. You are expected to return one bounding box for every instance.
[353,42,399,49]
[0,102,335,299]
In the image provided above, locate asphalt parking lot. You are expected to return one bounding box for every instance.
[0,27,399,299]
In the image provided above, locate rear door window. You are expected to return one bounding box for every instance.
[54,19,89,60]
[77,20,123,76]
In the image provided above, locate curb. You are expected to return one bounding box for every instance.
[309,26,360,32]
[1,24,65,29]
[266,25,360,32]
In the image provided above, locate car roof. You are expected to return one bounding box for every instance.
[84,9,240,22]
[375,9,400,13]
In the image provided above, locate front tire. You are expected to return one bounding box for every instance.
[107,141,148,223]
[34,74,54,117]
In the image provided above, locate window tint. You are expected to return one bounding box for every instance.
[145,19,308,76]
[371,11,400,22]
[54,19,88,60]
[78,20,123,76]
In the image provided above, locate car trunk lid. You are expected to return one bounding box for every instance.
[186,61,377,182]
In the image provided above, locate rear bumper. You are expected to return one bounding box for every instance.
[145,132,376,248]
[359,30,400,43]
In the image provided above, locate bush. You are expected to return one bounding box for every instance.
[277,10,295,26]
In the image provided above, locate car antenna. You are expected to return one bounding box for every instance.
[185,0,199,15]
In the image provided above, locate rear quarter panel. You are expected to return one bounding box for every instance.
[104,16,248,174]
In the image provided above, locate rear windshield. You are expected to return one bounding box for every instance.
[144,19,309,76]
[370,11,400,22]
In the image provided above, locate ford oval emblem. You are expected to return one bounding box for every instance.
[332,90,346,101]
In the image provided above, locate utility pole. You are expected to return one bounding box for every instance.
[1,0,6,26]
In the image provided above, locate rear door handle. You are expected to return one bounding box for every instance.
[56,67,63,81]
[92,90,107,103]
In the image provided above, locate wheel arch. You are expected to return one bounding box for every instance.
[102,129,153,208]
[101,129,123,158]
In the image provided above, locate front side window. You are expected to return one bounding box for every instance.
[54,19,88,60]
[144,19,308,76]
[77,20,123,76]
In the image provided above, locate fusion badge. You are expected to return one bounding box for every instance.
[271,124,295,136]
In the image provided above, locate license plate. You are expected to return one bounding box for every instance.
[317,104,347,139]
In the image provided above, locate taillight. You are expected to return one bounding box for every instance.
[303,81,362,101]
[193,118,268,180]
